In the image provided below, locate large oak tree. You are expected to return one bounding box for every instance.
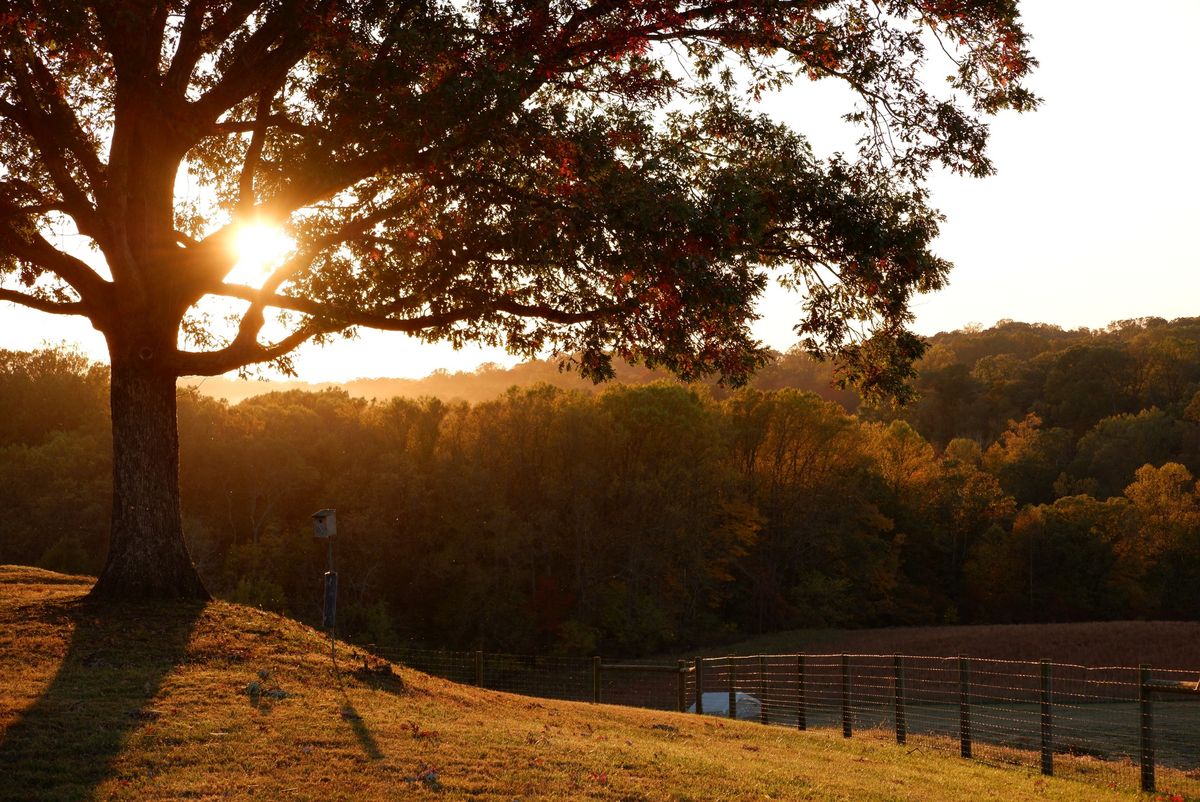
[0,0,1035,599]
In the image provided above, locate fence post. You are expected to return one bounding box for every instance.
[728,658,737,720]
[475,650,484,687]
[1040,660,1053,776]
[1140,664,1155,793]
[592,656,601,704]
[841,654,852,738]
[959,655,972,759]
[695,657,704,715]
[759,655,769,725]
[893,654,906,746]
[797,654,807,731]
[677,660,686,713]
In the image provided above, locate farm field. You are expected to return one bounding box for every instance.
[696,621,1200,670]
[0,565,1174,802]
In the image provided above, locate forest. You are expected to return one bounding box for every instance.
[3,316,1200,656]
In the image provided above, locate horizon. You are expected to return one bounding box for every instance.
[10,309,1198,384]
[174,313,1191,390]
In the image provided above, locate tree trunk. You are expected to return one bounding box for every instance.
[89,355,209,600]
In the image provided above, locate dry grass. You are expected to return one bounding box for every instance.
[696,621,1200,669]
[0,565,1168,801]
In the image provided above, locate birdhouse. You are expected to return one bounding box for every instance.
[312,509,337,538]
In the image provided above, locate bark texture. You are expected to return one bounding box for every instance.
[89,354,209,600]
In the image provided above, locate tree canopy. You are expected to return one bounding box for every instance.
[2,0,1035,386]
[0,1,1036,598]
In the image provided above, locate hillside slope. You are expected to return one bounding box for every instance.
[0,566,1147,801]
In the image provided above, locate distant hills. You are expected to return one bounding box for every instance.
[181,347,862,408]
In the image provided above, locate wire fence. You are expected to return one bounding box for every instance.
[377,646,1200,798]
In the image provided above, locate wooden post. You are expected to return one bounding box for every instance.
[728,658,737,720]
[695,657,704,715]
[475,650,484,687]
[959,655,972,759]
[1039,660,1053,776]
[1140,664,1155,793]
[841,654,852,738]
[893,654,906,746]
[677,660,687,713]
[797,654,807,731]
[592,656,601,704]
[759,655,769,725]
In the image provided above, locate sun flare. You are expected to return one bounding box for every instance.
[228,222,294,287]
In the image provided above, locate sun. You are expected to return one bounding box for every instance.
[228,221,294,287]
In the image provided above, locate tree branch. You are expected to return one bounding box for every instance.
[94,0,171,85]
[163,0,215,96]
[173,322,324,377]
[189,0,327,125]
[212,114,328,139]
[213,281,620,327]
[237,87,281,213]
[19,45,107,189]
[0,286,88,316]
[0,213,110,302]
[176,279,622,376]
[0,65,102,238]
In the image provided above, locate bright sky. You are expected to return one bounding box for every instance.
[3,1,1199,381]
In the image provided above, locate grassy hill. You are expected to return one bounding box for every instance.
[0,566,1158,801]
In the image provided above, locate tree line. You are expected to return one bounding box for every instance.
[3,316,1200,654]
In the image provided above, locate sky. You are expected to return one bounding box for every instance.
[3,1,1199,382]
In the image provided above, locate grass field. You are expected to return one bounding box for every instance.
[0,565,1184,801]
[692,621,1200,669]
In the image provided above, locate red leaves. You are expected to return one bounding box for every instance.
[604,128,644,151]
[803,33,845,79]
[544,139,585,198]
[917,0,971,22]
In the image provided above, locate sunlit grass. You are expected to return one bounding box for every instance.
[0,566,1162,801]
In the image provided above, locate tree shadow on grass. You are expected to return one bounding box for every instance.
[330,643,385,761]
[0,596,205,802]
[338,698,383,761]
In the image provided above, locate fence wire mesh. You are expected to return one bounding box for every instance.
[377,645,1200,798]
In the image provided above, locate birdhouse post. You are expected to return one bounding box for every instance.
[312,509,338,631]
